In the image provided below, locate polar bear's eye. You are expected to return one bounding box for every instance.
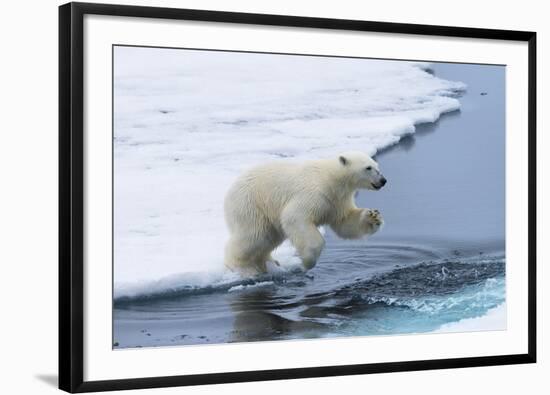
[366,166,372,171]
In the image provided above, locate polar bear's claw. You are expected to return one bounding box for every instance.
[268,259,280,267]
[366,209,383,226]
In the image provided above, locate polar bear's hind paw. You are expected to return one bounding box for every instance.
[267,259,280,267]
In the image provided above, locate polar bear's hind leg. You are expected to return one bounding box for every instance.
[224,222,283,276]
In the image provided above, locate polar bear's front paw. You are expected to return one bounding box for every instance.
[362,209,383,232]
[367,209,383,225]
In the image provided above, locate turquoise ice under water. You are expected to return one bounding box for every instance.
[338,259,505,336]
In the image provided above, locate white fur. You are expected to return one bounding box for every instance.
[224,151,386,275]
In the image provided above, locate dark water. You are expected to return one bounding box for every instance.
[114,63,506,348]
[369,62,505,243]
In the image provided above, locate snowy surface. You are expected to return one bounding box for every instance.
[113,46,465,297]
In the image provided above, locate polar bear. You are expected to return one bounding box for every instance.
[224,151,386,276]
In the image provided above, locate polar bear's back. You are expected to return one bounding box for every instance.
[224,160,335,228]
[226,162,301,220]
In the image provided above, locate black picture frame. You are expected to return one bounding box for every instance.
[59,2,537,393]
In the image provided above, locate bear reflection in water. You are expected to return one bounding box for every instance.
[228,287,328,343]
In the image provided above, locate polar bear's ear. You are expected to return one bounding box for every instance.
[339,156,349,166]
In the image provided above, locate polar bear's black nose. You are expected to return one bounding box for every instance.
[380,177,387,186]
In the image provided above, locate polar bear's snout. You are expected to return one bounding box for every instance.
[373,174,387,190]
[368,168,387,190]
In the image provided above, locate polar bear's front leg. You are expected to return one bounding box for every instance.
[330,208,383,239]
[281,210,325,271]
[290,224,326,271]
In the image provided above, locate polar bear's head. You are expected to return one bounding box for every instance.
[338,151,387,191]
